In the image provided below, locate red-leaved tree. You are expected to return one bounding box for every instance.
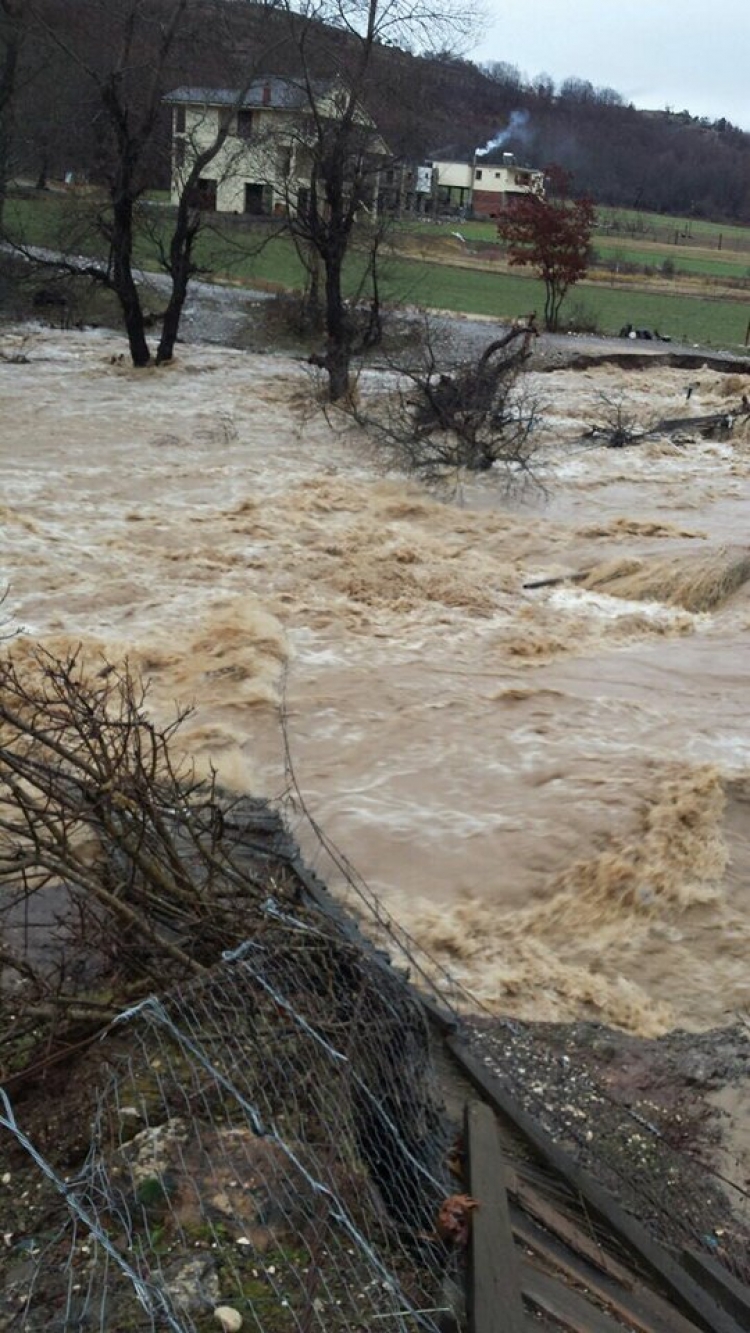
[496,165,596,332]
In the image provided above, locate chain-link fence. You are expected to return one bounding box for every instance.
[1,904,461,1332]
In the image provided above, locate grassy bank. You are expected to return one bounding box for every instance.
[5,187,750,350]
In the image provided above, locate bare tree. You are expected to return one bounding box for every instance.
[12,0,280,365]
[355,321,543,489]
[0,645,294,1065]
[272,0,475,402]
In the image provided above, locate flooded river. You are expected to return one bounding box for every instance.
[2,322,750,1035]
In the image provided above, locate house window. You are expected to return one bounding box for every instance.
[174,139,186,169]
[475,168,483,180]
[219,108,232,133]
[494,171,501,178]
[277,147,292,177]
[297,185,310,217]
[244,182,266,214]
[175,106,186,134]
[237,110,254,140]
[192,178,217,210]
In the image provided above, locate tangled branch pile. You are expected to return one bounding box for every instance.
[362,324,542,487]
[0,647,302,1072]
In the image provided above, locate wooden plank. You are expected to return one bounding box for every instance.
[447,1037,744,1333]
[510,1165,704,1333]
[513,1204,703,1333]
[465,1100,525,1333]
[505,1168,641,1291]
[681,1251,750,1331]
[520,1259,631,1333]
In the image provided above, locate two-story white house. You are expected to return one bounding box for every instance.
[165,77,389,217]
[418,151,544,218]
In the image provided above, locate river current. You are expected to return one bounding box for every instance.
[2,323,750,1035]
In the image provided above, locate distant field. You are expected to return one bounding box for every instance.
[5,188,750,351]
[374,257,750,348]
[596,205,750,251]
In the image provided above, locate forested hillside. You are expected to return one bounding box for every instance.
[4,0,750,221]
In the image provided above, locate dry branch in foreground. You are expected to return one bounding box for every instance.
[0,646,292,1069]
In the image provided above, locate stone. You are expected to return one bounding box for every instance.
[162,1255,219,1314]
[214,1306,243,1332]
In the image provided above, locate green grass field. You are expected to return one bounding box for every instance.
[5,188,750,350]
[595,205,750,250]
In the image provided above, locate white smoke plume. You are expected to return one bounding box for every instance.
[475,108,530,158]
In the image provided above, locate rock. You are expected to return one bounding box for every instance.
[678,1052,716,1087]
[214,1306,243,1332]
[162,1255,219,1314]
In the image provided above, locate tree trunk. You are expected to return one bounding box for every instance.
[155,224,195,364]
[304,245,324,332]
[0,0,22,232]
[324,247,351,401]
[111,192,151,367]
[121,298,151,368]
[155,296,181,365]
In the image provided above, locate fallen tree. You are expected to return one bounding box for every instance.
[357,321,543,489]
[581,391,750,448]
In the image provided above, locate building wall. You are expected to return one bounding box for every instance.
[421,158,544,216]
[432,160,473,190]
[171,91,387,217]
[471,166,544,217]
[171,104,299,213]
[472,189,515,217]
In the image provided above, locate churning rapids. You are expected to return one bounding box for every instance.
[3,322,750,1037]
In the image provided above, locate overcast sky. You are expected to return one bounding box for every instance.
[470,0,750,130]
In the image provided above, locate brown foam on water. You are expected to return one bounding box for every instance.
[9,597,287,789]
[494,591,694,666]
[576,518,703,540]
[581,548,750,612]
[390,765,732,1035]
[538,763,727,919]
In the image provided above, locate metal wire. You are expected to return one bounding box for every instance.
[1,909,455,1332]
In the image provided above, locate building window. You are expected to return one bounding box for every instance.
[175,106,186,134]
[174,139,186,169]
[219,108,232,133]
[237,110,254,140]
[192,178,217,210]
[494,171,501,178]
[475,168,483,180]
[244,182,266,214]
[297,185,310,217]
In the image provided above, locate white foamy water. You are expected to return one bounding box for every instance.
[3,325,750,1036]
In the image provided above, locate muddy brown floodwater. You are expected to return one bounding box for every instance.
[2,324,750,1038]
